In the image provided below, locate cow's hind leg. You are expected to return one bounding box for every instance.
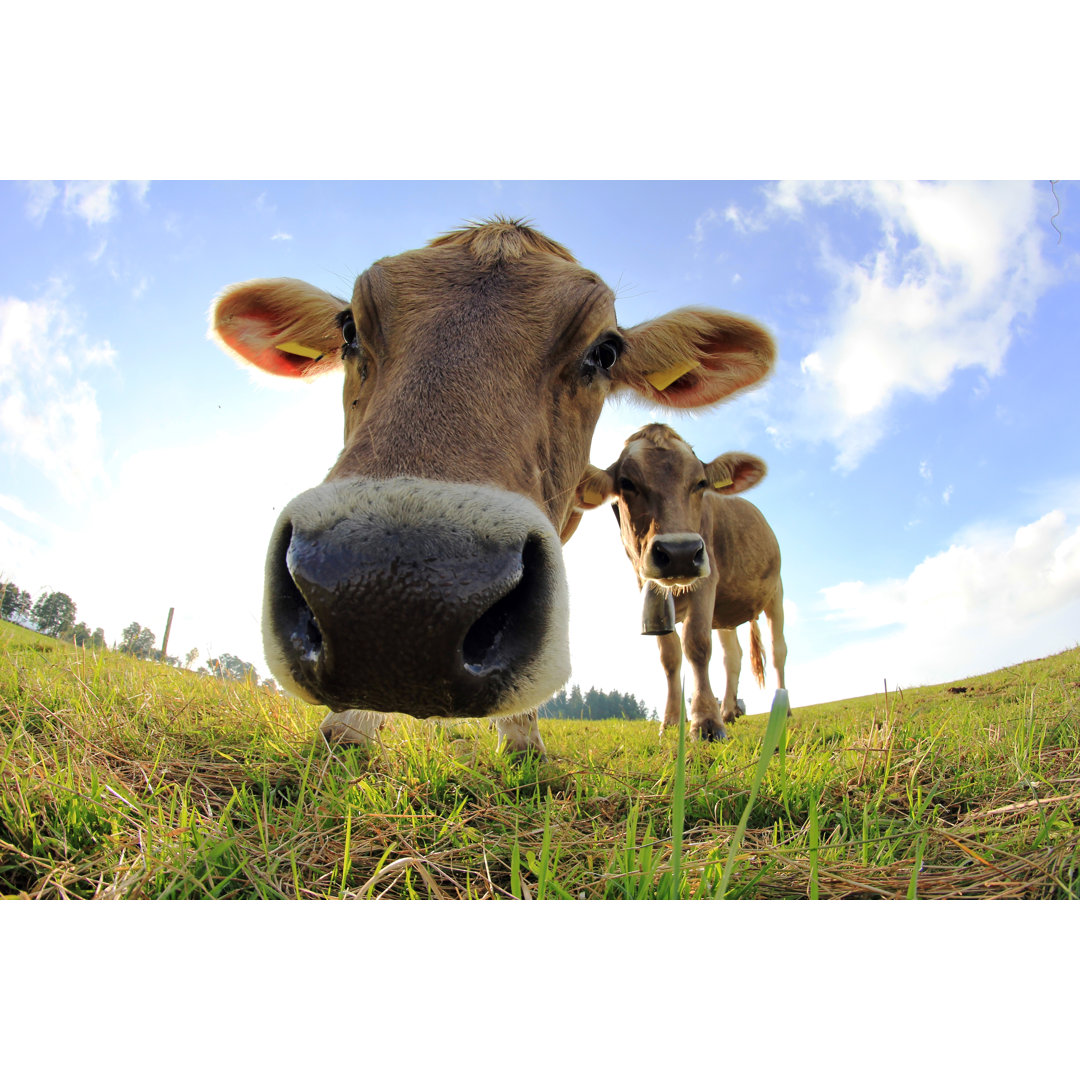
[495,709,547,759]
[657,629,684,737]
[320,709,389,745]
[764,579,791,713]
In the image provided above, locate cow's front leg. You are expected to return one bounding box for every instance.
[495,709,547,759]
[684,614,726,741]
[320,709,389,745]
[656,629,684,737]
[716,627,743,727]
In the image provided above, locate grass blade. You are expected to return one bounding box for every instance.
[717,689,789,900]
[668,684,687,899]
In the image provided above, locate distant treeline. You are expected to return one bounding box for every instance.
[539,685,655,721]
[0,579,274,691]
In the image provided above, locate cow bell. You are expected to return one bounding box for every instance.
[641,583,676,635]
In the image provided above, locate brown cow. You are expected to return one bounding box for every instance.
[575,423,787,741]
[210,219,776,755]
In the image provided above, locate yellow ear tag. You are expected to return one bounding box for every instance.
[645,357,700,392]
[581,477,608,506]
[277,340,325,360]
[712,477,733,489]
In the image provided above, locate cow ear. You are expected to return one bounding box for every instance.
[705,452,768,495]
[615,307,775,409]
[574,463,617,510]
[210,278,347,378]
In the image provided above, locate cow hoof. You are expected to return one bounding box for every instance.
[690,722,728,742]
[319,709,387,746]
[499,742,548,762]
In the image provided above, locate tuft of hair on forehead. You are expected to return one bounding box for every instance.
[624,423,692,453]
[428,216,577,268]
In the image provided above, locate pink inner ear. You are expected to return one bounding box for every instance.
[647,367,717,409]
[217,318,309,379]
[729,463,765,493]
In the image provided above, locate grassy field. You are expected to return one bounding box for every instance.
[2,619,1078,899]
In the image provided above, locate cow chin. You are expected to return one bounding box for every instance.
[650,577,707,594]
[261,477,570,719]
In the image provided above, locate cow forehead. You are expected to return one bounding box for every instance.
[362,242,614,327]
[620,439,703,483]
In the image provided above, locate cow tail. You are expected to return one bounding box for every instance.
[750,617,766,688]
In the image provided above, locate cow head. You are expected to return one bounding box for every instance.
[211,219,775,719]
[576,423,767,588]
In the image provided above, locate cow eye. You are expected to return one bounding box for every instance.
[594,341,619,369]
[693,479,708,493]
[619,477,638,495]
[340,313,358,349]
[585,338,620,373]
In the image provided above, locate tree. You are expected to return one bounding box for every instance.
[65,621,93,645]
[119,622,156,659]
[538,685,655,721]
[1,581,33,622]
[184,647,199,669]
[208,653,258,682]
[31,591,77,638]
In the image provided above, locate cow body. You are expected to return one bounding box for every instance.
[577,424,788,741]
[210,221,776,755]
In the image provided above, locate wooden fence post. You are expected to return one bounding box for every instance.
[161,607,175,661]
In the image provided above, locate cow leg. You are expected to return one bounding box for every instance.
[764,579,791,712]
[320,709,389,745]
[714,627,743,732]
[495,709,547,759]
[656,629,684,737]
[684,618,727,741]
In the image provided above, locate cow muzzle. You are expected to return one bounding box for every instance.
[262,478,570,718]
[642,532,709,585]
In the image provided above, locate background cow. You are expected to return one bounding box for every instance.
[576,423,787,741]
[211,219,776,755]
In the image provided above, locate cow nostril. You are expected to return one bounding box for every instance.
[462,537,538,678]
[652,545,671,569]
[463,591,516,676]
[693,542,706,566]
[266,520,328,665]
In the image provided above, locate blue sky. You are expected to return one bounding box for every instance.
[2,179,1078,716]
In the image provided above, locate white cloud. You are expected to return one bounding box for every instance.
[0,493,45,526]
[797,508,1080,703]
[690,208,719,246]
[24,181,129,228]
[753,181,1051,470]
[271,231,293,241]
[919,460,932,481]
[942,484,954,505]
[0,286,112,503]
[24,181,59,224]
[62,182,118,226]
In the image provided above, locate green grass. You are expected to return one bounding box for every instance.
[2,619,1078,899]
